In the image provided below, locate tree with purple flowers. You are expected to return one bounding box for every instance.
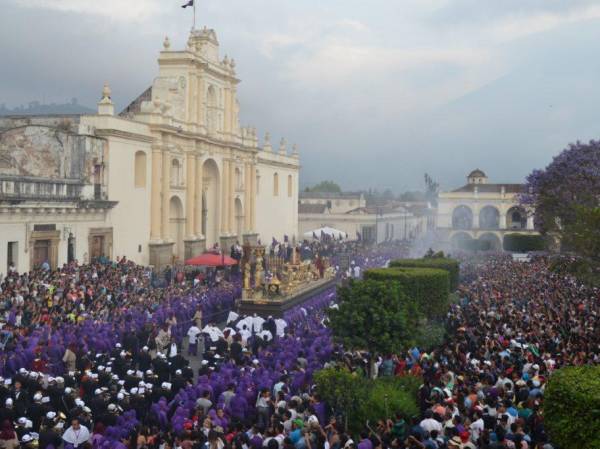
[520,140,600,240]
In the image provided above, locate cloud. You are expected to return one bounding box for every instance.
[489,4,600,42]
[3,0,600,190]
[284,42,489,88]
[8,0,163,22]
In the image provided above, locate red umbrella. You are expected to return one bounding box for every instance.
[185,252,238,267]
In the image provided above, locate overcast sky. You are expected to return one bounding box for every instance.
[3,0,600,191]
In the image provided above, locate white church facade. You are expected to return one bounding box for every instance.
[0,28,299,273]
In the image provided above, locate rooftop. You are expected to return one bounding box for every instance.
[451,183,525,194]
[298,203,328,214]
[299,191,363,200]
[468,168,487,178]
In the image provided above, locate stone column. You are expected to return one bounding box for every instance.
[185,152,196,238]
[250,164,256,230]
[223,88,231,134]
[197,77,205,127]
[161,151,171,241]
[499,212,507,229]
[472,208,479,229]
[150,146,163,241]
[221,159,229,234]
[244,163,251,231]
[189,74,197,125]
[194,155,203,237]
[228,160,235,233]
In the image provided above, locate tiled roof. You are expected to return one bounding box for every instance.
[451,183,525,193]
[119,86,152,118]
[299,191,362,200]
[298,203,328,214]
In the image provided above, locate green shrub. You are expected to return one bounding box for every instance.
[329,280,420,354]
[503,233,546,252]
[364,267,450,319]
[544,366,600,449]
[360,379,419,426]
[314,368,367,431]
[414,321,446,351]
[391,375,423,398]
[390,258,460,291]
[314,368,420,434]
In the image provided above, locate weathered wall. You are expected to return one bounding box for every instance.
[0,117,105,181]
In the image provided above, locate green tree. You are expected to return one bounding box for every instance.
[544,366,600,449]
[561,206,600,263]
[398,191,426,202]
[314,369,420,434]
[305,180,342,193]
[328,280,420,354]
[313,368,367,431]
[424,173,439,206]
[360,379,419,426]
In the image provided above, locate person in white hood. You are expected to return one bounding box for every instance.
[62,418,90,448]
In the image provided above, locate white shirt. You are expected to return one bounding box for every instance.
[419,418,443,434]
[187,325,201,344]
[470,418,484,441]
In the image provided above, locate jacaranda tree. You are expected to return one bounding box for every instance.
[520,140,600,236]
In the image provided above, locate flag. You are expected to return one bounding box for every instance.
[181,0,193,7]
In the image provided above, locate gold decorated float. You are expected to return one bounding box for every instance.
[238,245,337,317]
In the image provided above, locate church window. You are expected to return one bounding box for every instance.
[134,151,147,188]
[273,173,279,196]
[287,175,293,197]
[207,85,218,135]
[171,158,181,186]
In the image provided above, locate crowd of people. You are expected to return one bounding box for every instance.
[345,254,597,449]
[0,242,590,449]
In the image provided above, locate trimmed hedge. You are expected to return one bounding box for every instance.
[364,267,450,319]
[545,366,600,449]
[503,233,546,252]
[390,258,460,291]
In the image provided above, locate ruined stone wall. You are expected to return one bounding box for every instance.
[0,116,105,182]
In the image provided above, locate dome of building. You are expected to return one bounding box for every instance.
[467,169,488,185]
[468,169,487,178]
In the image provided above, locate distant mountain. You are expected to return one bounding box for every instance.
[0,99,95,116]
